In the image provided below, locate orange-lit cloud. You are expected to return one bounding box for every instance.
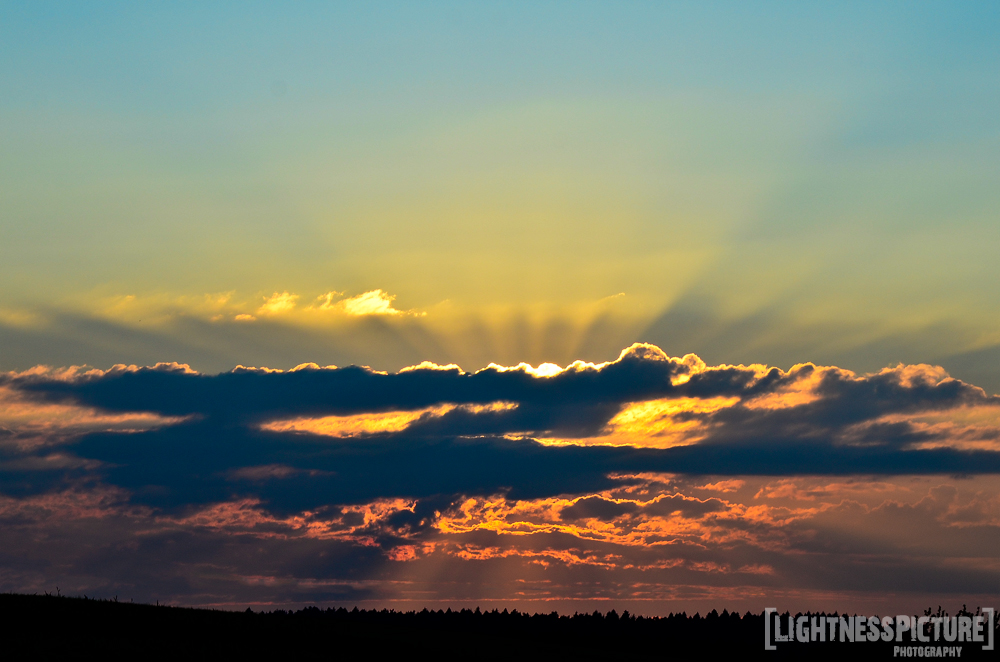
[540,396,738,448]
[752,478,904,502]
[263,402,518,437]
[0,384,184,448]
[3,472,1000,611]
[434,491,736,549]
[694,480,745,493]
[7,344,1000,458]
[166,496,421,543]
[3,347,1000,611]
[873,404,1000,452]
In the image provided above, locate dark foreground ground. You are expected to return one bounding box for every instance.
[2,593,995,660]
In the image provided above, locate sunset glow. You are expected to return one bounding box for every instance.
[2,2,999,619]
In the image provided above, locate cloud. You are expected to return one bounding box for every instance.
[255,288,419,318]
[2,345,1000,609]
[312,291,345,310]
[342,290,399,316]
[7,344,996,449]
[335,290,409,316]
[695,480,745,493]
[305,289,411,316]
[0,380,184,448]
[2,460,1000,609]
[258,292,299,316]
[558,493,725,522]
[1,344,999,518]
[263,402,517,438]
[72,288,423,326]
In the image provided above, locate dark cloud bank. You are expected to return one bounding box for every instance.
[3,343,998,513]
[3,344,1000,608]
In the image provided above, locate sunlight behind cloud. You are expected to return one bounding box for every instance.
[262,402,518,438]
[339,290,404,316]
[2,0,1000,616]
[258,292,299,316]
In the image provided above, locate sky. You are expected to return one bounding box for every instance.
[1,1,1000,615]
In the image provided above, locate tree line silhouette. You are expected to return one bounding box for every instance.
[3,592,996,660]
